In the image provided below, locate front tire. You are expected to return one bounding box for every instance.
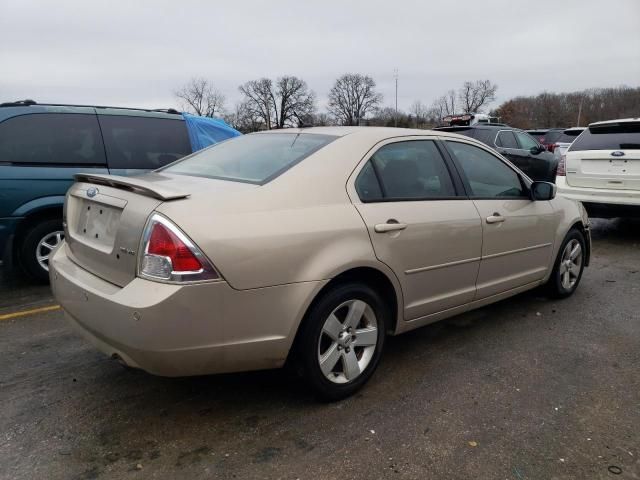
[546,228,586,298]
[295,282,388,401]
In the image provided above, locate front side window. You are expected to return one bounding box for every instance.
[0,113,106,165]
[515,131,539,150]
[495,130,518,149]
[99,116,192,169]
[355,140,456,201]
[446,141,526,198]
[570,122,640,151]
[163,132,337,184]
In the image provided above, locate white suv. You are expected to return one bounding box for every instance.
[556,118,640,217]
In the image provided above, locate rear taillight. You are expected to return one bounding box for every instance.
[548,143,557,153]
[556,154,566,176]
[139,213,219,283]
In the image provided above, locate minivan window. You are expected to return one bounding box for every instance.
[365,140,456,200]
[496,130,519,149]
[0,113,106,165]
[446,141,525,198]
[162,133,337,184]
[570,123,640,151]
[99,116,192,169]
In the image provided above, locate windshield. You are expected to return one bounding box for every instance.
[161,133,337,184]
[570,122,640,151]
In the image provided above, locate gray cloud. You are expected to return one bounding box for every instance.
[1,0,639,112]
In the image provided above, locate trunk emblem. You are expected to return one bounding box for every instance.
[611,151,625,157]
[87,187,99,198]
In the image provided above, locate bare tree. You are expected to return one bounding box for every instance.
[327,74,383,126]
[458,79,498,114]
[409,100,427,128]
[174,77,226,117]
[239,76,315,129]
[238,78,275,129]
[223,100,264,133]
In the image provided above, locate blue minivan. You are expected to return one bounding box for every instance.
[0,100,240,281]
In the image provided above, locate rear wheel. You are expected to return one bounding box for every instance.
[546,229,586,298]
[19,218,64,283]
[295,282,387,401]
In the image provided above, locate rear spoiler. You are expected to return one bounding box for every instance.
[73,173,190,201]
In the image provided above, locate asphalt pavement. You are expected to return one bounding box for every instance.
[1,218,639,480]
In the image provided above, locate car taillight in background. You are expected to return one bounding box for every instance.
[556,154,566,176]
[139,213,219,283]
[547,143,558,153]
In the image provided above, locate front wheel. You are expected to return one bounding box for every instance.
[295,282,388,401]
[546,229,586,298]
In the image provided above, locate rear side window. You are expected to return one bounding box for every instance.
[99,116,192,169]
[570,123,640,151]
[355,140,456,201]
[0,113,106,165]
[496,130,518,149]
[471,129,498,146]
[446,141,526,198]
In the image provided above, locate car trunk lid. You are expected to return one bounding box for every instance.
[63,172,256,287]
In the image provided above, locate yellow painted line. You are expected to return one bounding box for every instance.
[0,304,61,321]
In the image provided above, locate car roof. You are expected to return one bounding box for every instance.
[0,100,183,123]
[589,117,640,127]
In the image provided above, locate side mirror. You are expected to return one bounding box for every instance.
[531,181,557,201]
[530,145,545,155]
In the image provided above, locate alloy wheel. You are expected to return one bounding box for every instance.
[559,239,582,290]
[317,299,378,384]
[36,230,64,272]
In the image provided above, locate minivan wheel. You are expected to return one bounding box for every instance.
[547,229,585,298]
[296,282,387,401]
[19,218,64,283]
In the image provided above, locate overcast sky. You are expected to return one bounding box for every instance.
[1,0,639,114]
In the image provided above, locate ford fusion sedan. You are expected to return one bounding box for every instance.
[50,127,590,400]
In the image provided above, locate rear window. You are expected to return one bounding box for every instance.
[543,130,563,144]
[99,116,192,169]
[570,123,640,151]
[162,133,337,184]
[0,113,106,165]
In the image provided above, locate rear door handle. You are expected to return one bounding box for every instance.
[486,213,505,224]
[374,221,408,233]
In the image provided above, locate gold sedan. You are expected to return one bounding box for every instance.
[50,127,590,400]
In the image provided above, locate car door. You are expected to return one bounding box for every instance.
[443,139,557,299]
[98,114,192,176]
[514,130,555,181]
[495,129,530,172]
[350,138,483,320]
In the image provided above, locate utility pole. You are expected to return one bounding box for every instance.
[394,68,398,128]
[576,96,583,127]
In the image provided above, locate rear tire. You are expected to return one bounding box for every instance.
[546,229,586,298]
[19,218,64,283]
[295,282,388,401]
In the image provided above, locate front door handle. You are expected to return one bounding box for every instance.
[486,213,505,224]
[374,221,408,233]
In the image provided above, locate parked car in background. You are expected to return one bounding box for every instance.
[537,128,566,153]
[557,118,640,218]
[441,113,500,127]
[50,127,590,400]
[553,127,586,160]
[526,128,549,143]
[0,100,240,281]
[435,124,558,182]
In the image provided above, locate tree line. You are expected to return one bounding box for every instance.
[174,76,638,132]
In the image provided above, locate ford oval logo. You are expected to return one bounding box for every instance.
[611,151,625,157]
[86,187,98,198]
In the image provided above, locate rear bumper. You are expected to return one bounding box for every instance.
[556,176,640,212]
[50,242,326,377]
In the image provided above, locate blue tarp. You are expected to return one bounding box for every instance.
[182,112,241,152]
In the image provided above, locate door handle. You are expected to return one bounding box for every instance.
[486,213,505,224]
[374,221,408,233]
